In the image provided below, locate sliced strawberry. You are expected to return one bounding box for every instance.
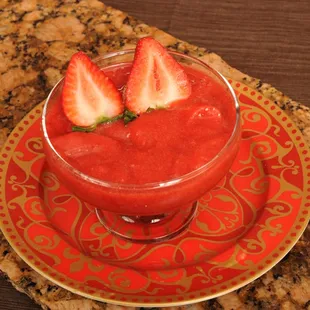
[125,37,192,114]
[62,51,124,127]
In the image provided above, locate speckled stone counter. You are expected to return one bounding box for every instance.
[0,1,309,309]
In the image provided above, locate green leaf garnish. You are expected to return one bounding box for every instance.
[71,114,123,132]
[123,110,138,125]
[70,107,163,132]
[97,114,123,125]
[72,124,97,132]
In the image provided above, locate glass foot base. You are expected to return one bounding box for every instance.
[95,202,197,243]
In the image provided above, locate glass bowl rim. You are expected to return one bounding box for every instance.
[41,49,240,190]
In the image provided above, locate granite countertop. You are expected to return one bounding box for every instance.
[0,0,309,309]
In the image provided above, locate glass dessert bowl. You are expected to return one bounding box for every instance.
[41,48,241,243]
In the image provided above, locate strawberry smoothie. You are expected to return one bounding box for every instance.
[42,38,240,242]
[47,64,236,185]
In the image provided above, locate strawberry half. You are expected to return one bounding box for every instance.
[125,37,192,114]
[62,51,124,127]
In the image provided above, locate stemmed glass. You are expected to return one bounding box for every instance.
[41,50,241,243]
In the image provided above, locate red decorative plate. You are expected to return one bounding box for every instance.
[0,81,309,307]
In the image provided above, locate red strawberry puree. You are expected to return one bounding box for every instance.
[46,63,236,185]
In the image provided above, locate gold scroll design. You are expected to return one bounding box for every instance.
[7,136,66,265]
[40,165,153,272]
[7,136,45,216]
[40,167,116,274]
[61,203,234,295]
[7,137,45,213]
[79,219,148,263]
[192,188,244,237]
[58,206,222,294]
[82,178,247,270]
[41,176,149,267]
[63,248,159,294]
[62,206,218,270]
[42,173,220,269]
[6,133,108,272]
[41,171,85,254]
[204,175,301,273]
[82,266,222,295]
[203,100,302,272]
[239,94,281,137]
